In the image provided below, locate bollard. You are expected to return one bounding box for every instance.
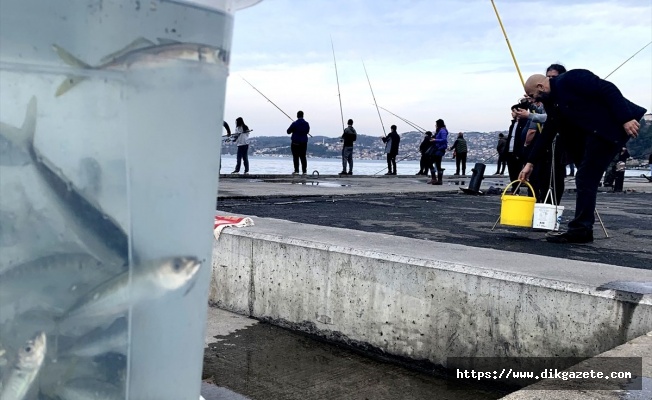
[461,163,486,194]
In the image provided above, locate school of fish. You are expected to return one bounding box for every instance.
[0,37,214,399]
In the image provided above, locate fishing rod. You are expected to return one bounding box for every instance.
[490,0,525,88]
[490,0,542,134]
[605,40,652,79]
[330,37,345,133]
[378,106,426,133]
[372,150,422,176]
[241,77,293,121]
[241,76,311,137]
[362,59,387,137]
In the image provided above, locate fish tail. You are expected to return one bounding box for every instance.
[55,76,88,97]
[0,96,37,154]
[52,44,91,96]
[52,44,91,69]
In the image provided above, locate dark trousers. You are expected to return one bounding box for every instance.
[386,153,397,174]
[455,152,467,174]
[291,142,308,173]
[235,145,249,172]
[567,134,621,233]
[506,152,524,184]
[419,154,429,174]
[428,155,443,177]
[496,155,507,174]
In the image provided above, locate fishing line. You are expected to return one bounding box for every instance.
[362,59,387,137]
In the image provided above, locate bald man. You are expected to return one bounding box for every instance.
[519,70,646,243]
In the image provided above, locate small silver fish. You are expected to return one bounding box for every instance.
[60,316,127,358]
[53,39,228,96]
[59,256,201,324]
[0,332,47,400]
[0,98,128,267]
[0,253,121,324]
[50,377,123,400]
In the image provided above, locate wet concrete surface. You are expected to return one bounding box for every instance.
[203,318,506,400]
[216,191,652,270]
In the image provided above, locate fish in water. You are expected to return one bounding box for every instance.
[53,38,229,96]
[0,253,123,324]
[0,331,47,400]
[0,98,128,267]
[49,377,123,400]
[58,256,201,324]
[59,316,127,358]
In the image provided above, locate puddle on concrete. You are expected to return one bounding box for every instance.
[262,180,352,187]
[203,322,506,400]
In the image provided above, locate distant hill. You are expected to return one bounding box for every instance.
[222,122,652,164]
[223,130,506,163]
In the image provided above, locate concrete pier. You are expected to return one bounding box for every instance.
[207,174,652,396]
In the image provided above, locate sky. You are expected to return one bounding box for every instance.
[224,0,652,137]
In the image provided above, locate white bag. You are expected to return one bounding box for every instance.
[532,189,564,231]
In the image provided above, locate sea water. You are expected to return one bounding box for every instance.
[0,0,231,398]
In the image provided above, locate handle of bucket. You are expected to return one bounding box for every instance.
[543,188,558,206]
[501,180,536,201]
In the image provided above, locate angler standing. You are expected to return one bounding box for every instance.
[426,119,449,185]
[230,117,251,174]
[339,119,357,176]
[450,132,468,175]
[287,110,310,175]
[381,125,400,175]
[417,131,433,175]
[520,70,646,243]
[495,133,507,175]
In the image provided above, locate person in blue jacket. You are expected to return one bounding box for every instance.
[426,119,449,185]
[521,70,646,243]
[286,110,310,175]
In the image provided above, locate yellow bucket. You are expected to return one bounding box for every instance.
[500,181,536,227]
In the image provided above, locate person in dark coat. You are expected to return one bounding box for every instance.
[520,70,646,243]
[286,110,310,175]
[450,132,468,175]
[495,133,507,175]
[417,131,432,175]
[381,125,400,175]
[505,104,529,184]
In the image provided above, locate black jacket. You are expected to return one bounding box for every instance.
[382,131,401,154]
[419,136,432,154]
[528,69,646,164]
[506,118,528,157]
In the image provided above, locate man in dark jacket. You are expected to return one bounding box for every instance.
[520,70,646,243]
[417,131,432,175]
[506,104,529,183]
[495,133,507,175]
[450,132,468,175]
[382,125,400,175]
[340,119,357,175]
[286,110,310,175]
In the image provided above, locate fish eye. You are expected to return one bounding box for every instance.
[25,346,32,353]
[173,260,183,272]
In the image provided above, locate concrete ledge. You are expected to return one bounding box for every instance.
[501,331,652,399]
[210,216,652,366]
